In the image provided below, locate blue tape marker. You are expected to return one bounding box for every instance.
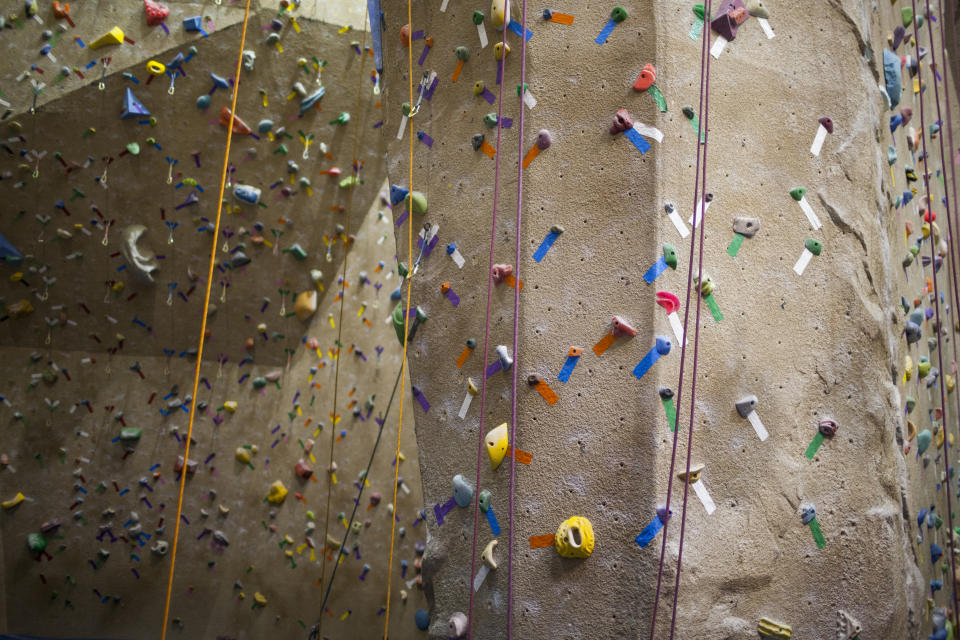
[624,127,651,154]
[486,359,503,378]
[595,17,617,44]
[635,516,664,547]
[486,508,501,536]
[533,230,560,262]
[557,354,580,383]
[507,19,534,40]
[642,255,668,284]
[633,337,671,381]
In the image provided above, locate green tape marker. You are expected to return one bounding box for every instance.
[809,518,826,548]
[648,85,668,112]
[804,431,825,459]
[726,233,745,257]
[659,388,677,432]
[704,293,723,322]
[688,18,703,40]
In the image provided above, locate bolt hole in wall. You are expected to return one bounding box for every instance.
[0,1,428,639]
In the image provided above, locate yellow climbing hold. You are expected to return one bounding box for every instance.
[253,592,268,606]
[90,26,124,50]
[267,480,288,504]
[2,492,25,510]
[223,400,238,413]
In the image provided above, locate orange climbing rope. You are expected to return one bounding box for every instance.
[383,0,416,636]
[158,1,252,637]
[317,8,369,631]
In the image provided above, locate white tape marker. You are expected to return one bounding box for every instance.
[396,114,409,141]
[449,246,465,268]
[747,410,769,441]
[793,248,814,276]
[458,392,473,419]
[810,124,828,156]
[757,17,775,39]
[688,198,713,228]
[668,206,690,238]
[693,481,716,515]
[797,196,822,230]
[667,311,686,346]
[477,22,489,48]
[522,88,537,109]
[473,565,490,591]
[710,35,728,58]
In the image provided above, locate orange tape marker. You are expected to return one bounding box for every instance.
[504,274,524,291]
[506,445,532,465]
[530,377,558,405]
[547,11,574,25]
[456,344,474,368]
[451,58,464,82]
[593,331,616,356]
[529,533,555,548]
[480,140,497,159]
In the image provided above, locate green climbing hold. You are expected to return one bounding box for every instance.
[126,142,140,156]
[407,191,428,214]
[611,6,627,22]
[789,187,806,201]
[472,10,484,25]
[692,3,705,20]
[27,533,46,554]
[918,428,932,454]
[888,145,897,166]
[119,427,142,440]
[397,262,409,278]
[253,377,267,389]
[483,113,499,128]
[391,302,407,345]
[901,7,913,28]
[804,239,823,256]
[663,244,678,269]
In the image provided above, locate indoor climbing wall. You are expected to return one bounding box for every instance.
[379,0,960,638]
[0,2,428,639]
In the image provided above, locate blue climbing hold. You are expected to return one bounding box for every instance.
[390,184,410,207]
[121,87,150,119]
[210,73,229,90]
[414,608,430,630]
[931,543,943,563]
[883,49,902,108]
[0,231,24,265]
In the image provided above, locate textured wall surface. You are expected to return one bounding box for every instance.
[379,0,960,638]
[0,4,428,639]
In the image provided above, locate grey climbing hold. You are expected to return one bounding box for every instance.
[453,474,474,507]
[733,216,760,238]
[735,395,758,418]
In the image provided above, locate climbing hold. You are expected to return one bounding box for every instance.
[632,63,657,91]
[121,225,159,283]
[663,244,678,269]
[818,419,838,437]
[144,0,169,26]
[746,0,769,18]
[414,609,430,630]
[267,480,288,504]
[234,184,261,205]
[486,423,509,470]
[26,533,47,554]
[733,217,760,237]
[121,88,150,119]
[453,474,474,507]
[294,290,317,321]
[918,429,932,454]
[449,612,469,638]
[90,26,124,50]
[555,516,595,558]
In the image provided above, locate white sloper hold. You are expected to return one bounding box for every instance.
[121,224,159,283]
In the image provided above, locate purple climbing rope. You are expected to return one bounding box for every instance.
[668,12,714,636]
[914,0,960,630]
[506,0,529,638]
[466,1,515,637]
[649,1,712,638]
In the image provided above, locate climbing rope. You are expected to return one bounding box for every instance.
[382,0,417,635]
[649,1,712,637]
[317,8,369,632]
[466,1,515,637]
[913,0,960,629]
[159,0,252,637]
[505,0,529,637]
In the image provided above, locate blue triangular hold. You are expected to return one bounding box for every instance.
[121,88,150,119]
[0,231,23,266]
[389,185,409,207]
